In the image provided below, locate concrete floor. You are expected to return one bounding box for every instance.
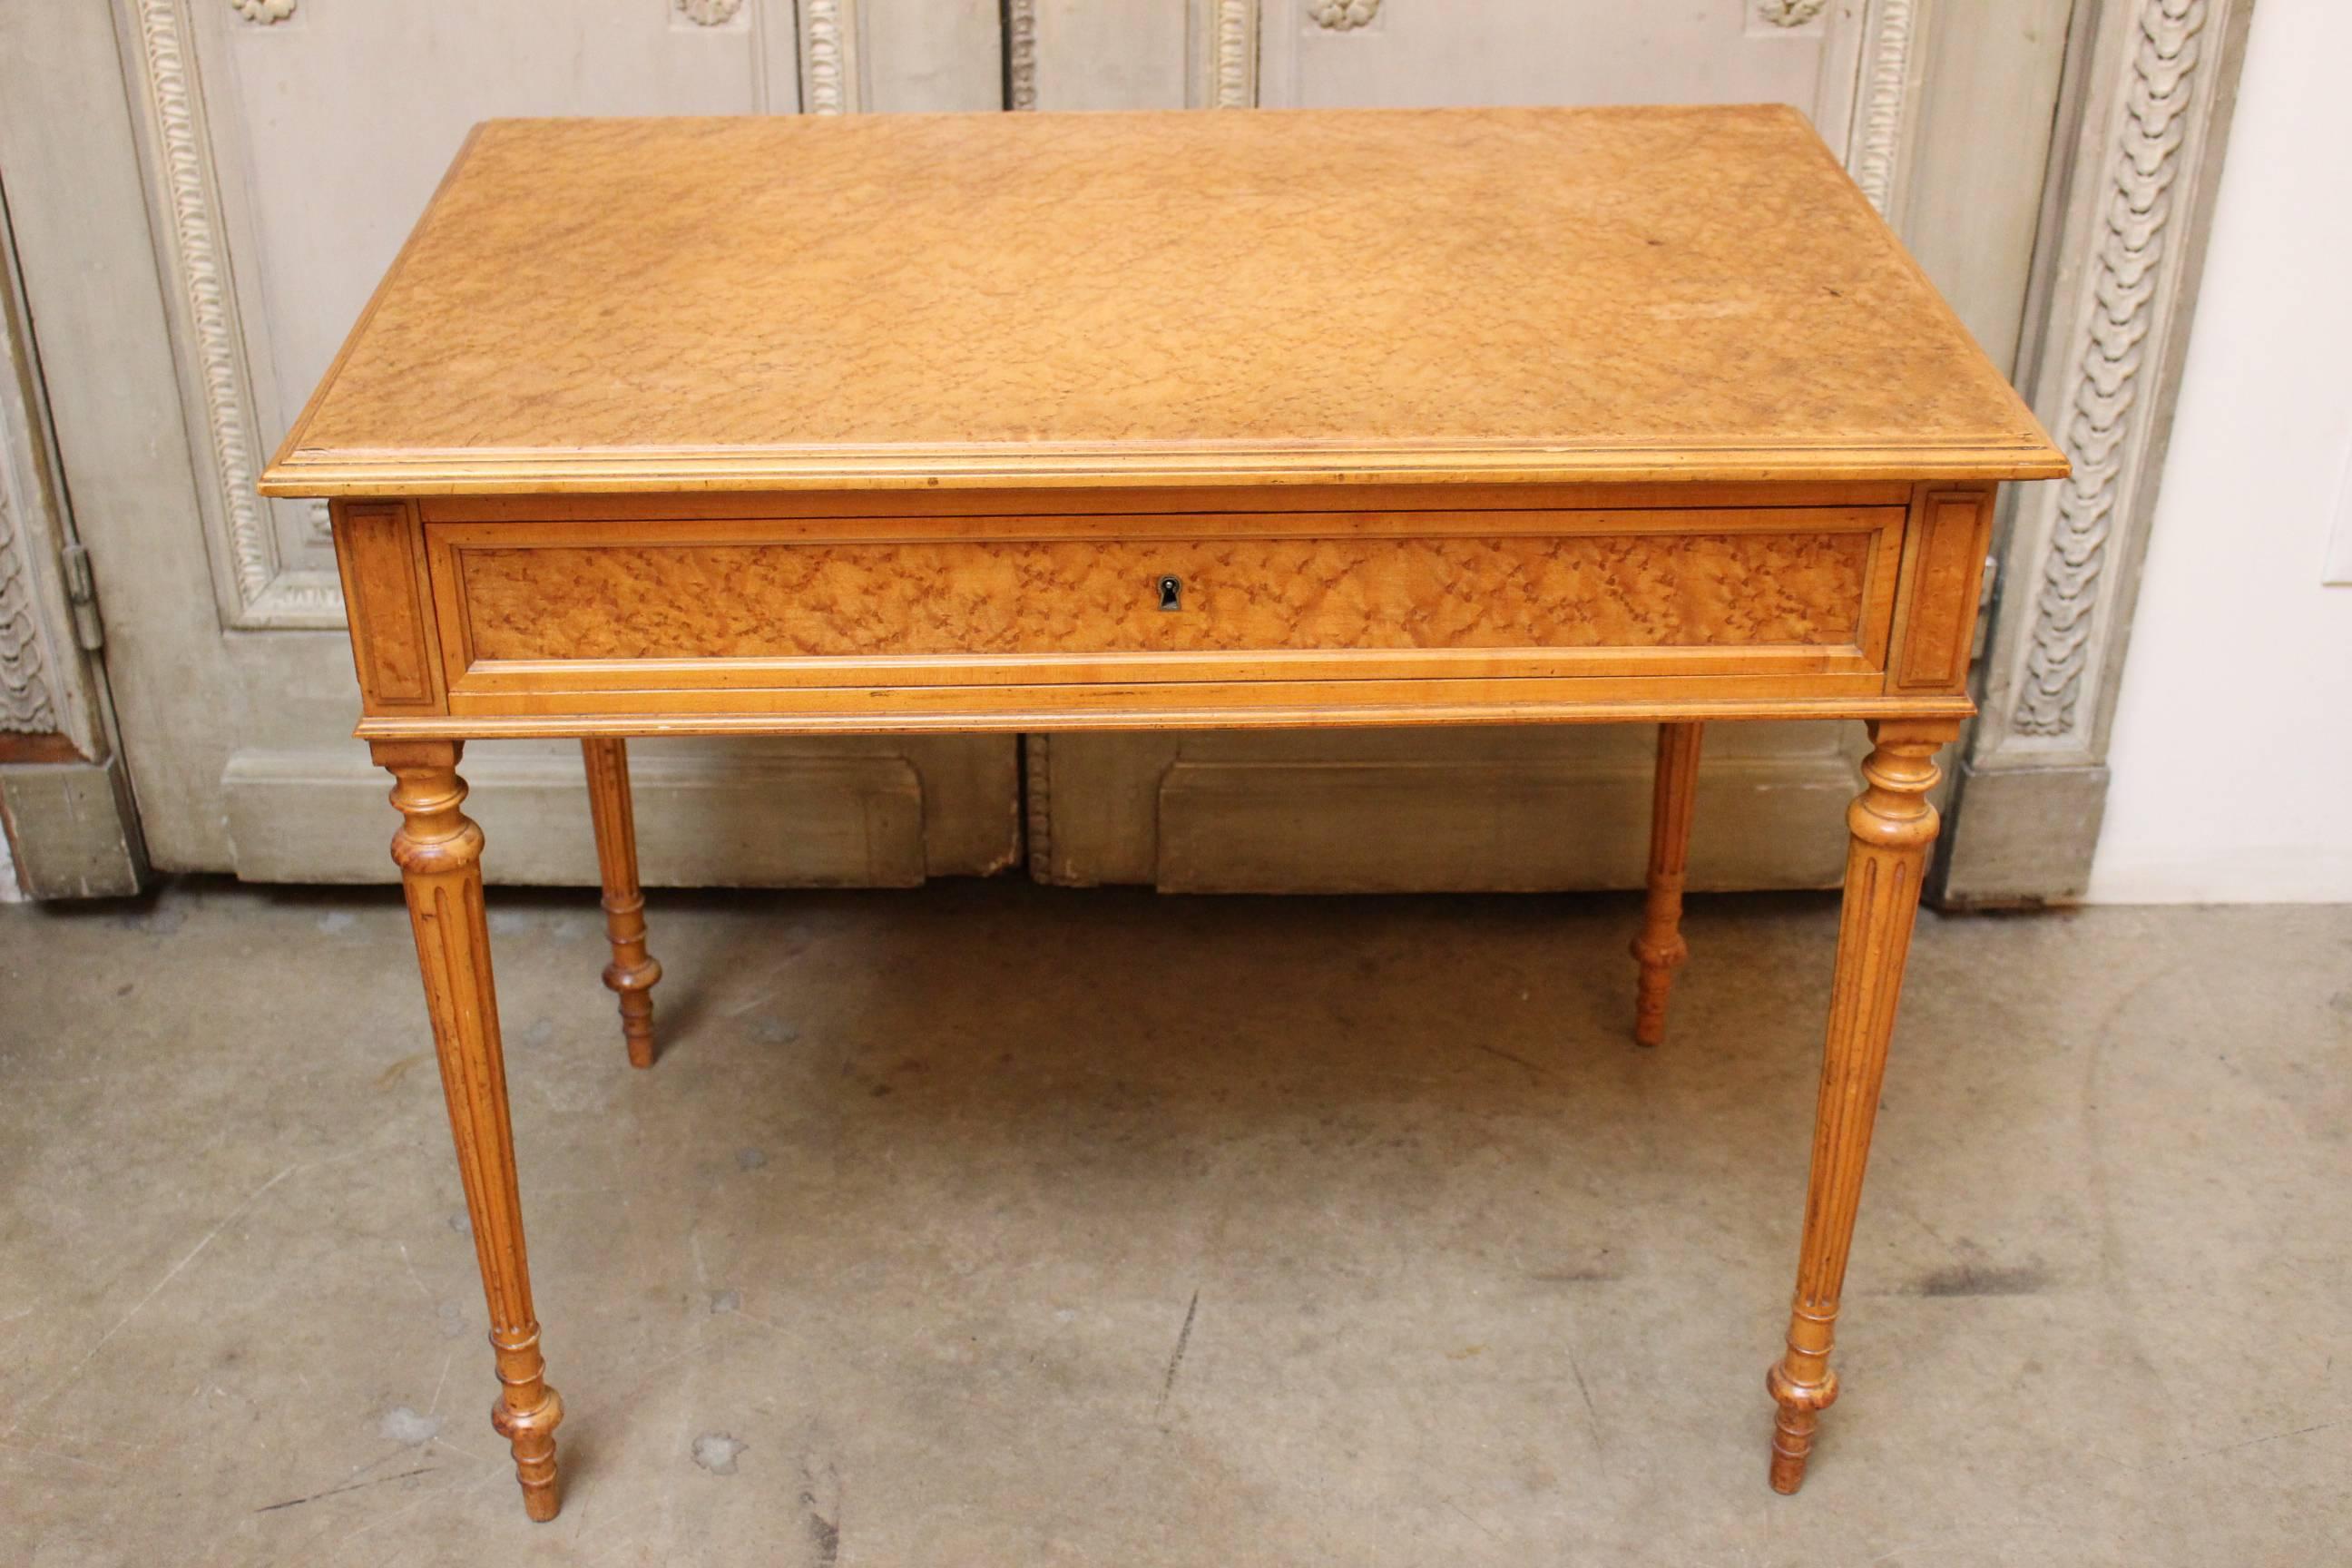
[1,880,2347,1567]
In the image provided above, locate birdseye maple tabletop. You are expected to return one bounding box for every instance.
[259,103,2064,1524]
[262,104,2062,495]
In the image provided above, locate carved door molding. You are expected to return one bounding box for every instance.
[1941,0,2257,902]
[119,0,338,629]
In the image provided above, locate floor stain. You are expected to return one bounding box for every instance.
[253,1465,436,1514]
[1529,1253,1620,1285]
[1912,1261,2051,1298]
[693,1432,747,1475]
[1473,1041,1549,1078]
[1157,1289,1200,1416]
[376,1052,428,1091]
[748,1014,801,1046]
[802,1490,841,1566]
[377,1406,442,1445]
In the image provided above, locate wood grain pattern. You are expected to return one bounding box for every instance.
[423,503,1903,687]
[1631,720,1703,1046]
[374,740,563,1521]
[454,531,1879,663]
[581,738,659,1069]
[1765,716,1956,1494]
[259,108,2063,497]
[333,503,440,711]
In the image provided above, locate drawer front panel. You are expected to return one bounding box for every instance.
[461,533,1873,660]
[435,509,1899,681]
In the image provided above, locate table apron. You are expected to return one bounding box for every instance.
[330,487,1994,733]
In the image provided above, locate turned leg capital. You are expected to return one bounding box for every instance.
[1845,720,1947,851]
[375,741,485,875]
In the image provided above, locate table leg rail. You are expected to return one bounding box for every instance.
[582,737,662,1069]
[1632,720,1705,1046]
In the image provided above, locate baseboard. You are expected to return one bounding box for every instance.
[0,750,150,897]
[1153,756,1856,893]
[221,742,929,887]
[1933,759,2107,906]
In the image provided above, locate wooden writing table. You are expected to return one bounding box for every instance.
[260,106,2066,1521]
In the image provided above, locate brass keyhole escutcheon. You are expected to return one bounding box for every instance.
[1157,574,1182,612]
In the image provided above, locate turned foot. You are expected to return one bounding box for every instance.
[491,1334,565,1522]
[1766,1356,1838,1493]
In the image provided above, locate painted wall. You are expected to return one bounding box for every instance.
[2087,0,2352,904]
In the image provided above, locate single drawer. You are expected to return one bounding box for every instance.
[425,506,1905,692]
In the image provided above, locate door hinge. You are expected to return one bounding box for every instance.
[62,541,103,651]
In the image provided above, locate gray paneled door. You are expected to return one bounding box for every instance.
[0,0,2070,889]
[1021,0,2073,890]
[0,0,1022,886]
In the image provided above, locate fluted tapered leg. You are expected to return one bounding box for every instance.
[1765,718,1955,1494]
[582,738,662,1068]
[375,740,564,1523]
[1631,721,1704,1046]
